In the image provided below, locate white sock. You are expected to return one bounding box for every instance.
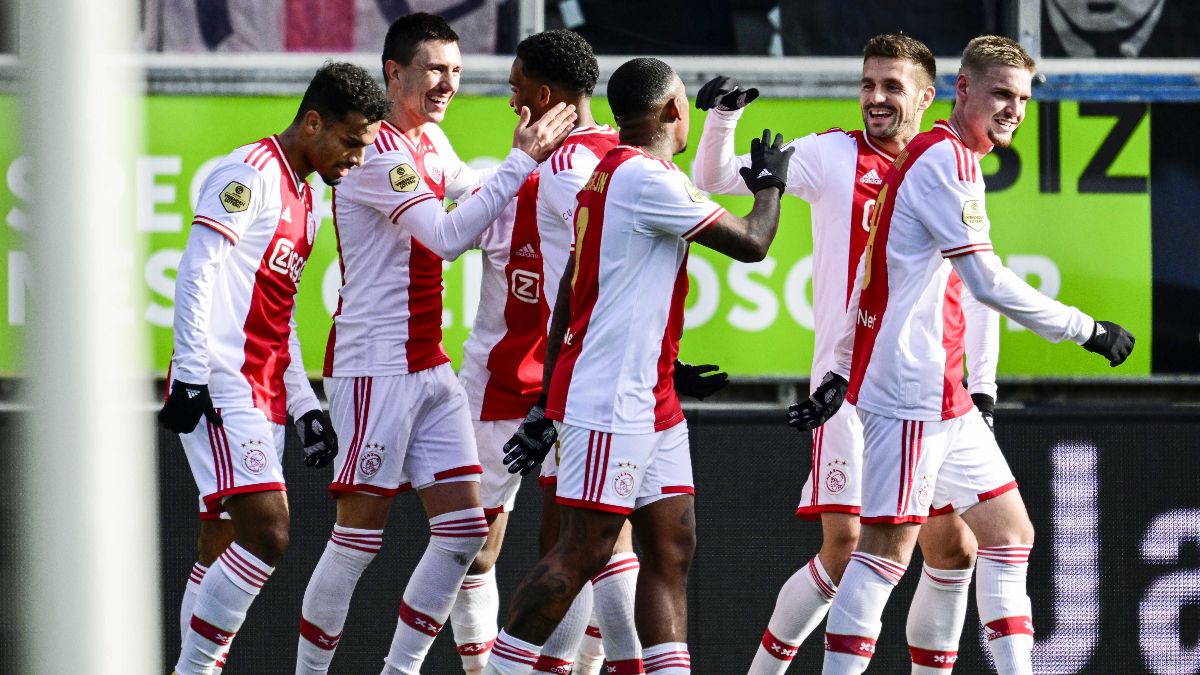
[907,564,972,673]
[977,546,1034,675]
[749,556,837,674]
[176,544,274,675]
[451,568,500,673]
[484,629,542,675]
[182,563,230,674]
[382,508,489,674]
[575,622,604,675]
[643,642,690,674]
[823,552,906,675]
[535,582,593,672]
[295,525,382,674]
[592,553,641,662]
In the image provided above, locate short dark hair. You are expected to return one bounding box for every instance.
[516,29,599,97]
[863,33,937,87]
[607,57,677,122]
[295,62,391,124]
[382,12,459,79]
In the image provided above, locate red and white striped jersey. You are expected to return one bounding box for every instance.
[323,121,479,377]
[170,135,319,424]
[546,146,726,434]
[847,122,998,421]
[459,126,619,421]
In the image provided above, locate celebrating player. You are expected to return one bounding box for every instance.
[790,36,1134,674]
[293,13,575,675]
[482,57,788,675]
[692,34,995,672]
[162,62,389,675]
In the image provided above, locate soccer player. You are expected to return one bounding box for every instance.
[482,57,790,675]
[692,34,994,672]
[160,62,390,675]
[450,29,644,675]
[293,14,575,675]
[789,36,1134,674]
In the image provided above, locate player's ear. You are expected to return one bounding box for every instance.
[303,109,323,134]
[918,83,936,112]
[663,94,683,123]
[955,72,969,104]
[538,84,552,107]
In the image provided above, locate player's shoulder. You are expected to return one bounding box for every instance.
[901,123,977,183]
[421,123,455,154]
[546,125,620,174]
[205,137,280,196]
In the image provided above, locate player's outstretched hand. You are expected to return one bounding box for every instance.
[1082,320,1135,367]
[503,396,558,476]
[513,102,578,163]
[739,129,793,195]
[158,380,222,434]
[674,360,729,400]
[695,76,760,112]
[296,409,338,468]
[972,393,995,433]
[787,372,848,431]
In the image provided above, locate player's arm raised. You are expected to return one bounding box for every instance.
[692,76,758,195]
[692,129,792,262]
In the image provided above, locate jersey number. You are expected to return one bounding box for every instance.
[571,206,589,290]
[861,184,888,290]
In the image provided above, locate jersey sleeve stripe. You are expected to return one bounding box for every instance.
[681,207,726,241]
[244,143,268,167]
[193,215,239,244]
[941,243,993,258]
[389,193,439,223]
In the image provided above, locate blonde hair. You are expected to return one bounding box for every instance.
[960,35,1036,76]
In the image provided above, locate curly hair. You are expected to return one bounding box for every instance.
[516,29,599,97]
[863,33,936,88]
[296,61,391,124]
[382,12,459,75]
[607,57,676,122]
[961,35,1036,77]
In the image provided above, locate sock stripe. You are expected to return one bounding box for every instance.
[849,552,906,584]
[188,563,207,585]
[532,655,574,673]
[978,546,1032,564]
[492,636,539,666]
[456,639,495,656]
[592,558,641,584]
[430,516,490,538]
[984,616,1035,640]
[825,632,877,658]
[190,614,237,646]
[398,599,443,637]
[585,625,602,639]
[460,579,490,591]
[909,646,958,668]
[604,658,646,675]
[219,547,270,589]
[299,617,343,650]
[761,627,799,661]
[330,530,383,553]
[922,567,972,585]
[808,558,837,599]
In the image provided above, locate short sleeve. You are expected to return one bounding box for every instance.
[784,132,826,202]
[635,165,727,242]
[336,149,440,225]
[911,144,993,259]
[191,161,268,244]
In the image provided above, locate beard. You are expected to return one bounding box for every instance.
[320,172,343,187]
[863,106,904,140]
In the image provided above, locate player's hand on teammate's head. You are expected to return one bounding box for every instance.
[695,76,759,112]
[512,102,578,163]
[158,380,223,434]
[786,372,848,431]
[1082,320,1135,367]
[739,129,793,195]
[971,393,996,433]
[502,395,558,476]
[296,409,338,468]
[673,360,729,400]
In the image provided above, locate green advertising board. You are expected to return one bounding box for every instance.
[0,95,1150,377]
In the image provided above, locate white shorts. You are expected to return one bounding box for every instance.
[474,418,522,515]
[796,402,864,520]
[538,435,561,489]
[179,406,286,520]
[859,409,1017,524]
[326,364,481,497]
[555,420,693,515]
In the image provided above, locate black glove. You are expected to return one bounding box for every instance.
[296,409,339,468]
[972,393,995,434]
[158,380,222,434]
[673,360,729,400]
[503,395,558,476]
[739,129,793,195]
[695,75,760,112]
[1082,320,1135,367]
[787,372,849,431]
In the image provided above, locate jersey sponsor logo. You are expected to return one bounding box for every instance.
[563,328,575,346]
[220,181,251,213]
[684,180,710,203]
[423,153,444,184]
[961,199,986,230]
[268,238,308,283]
[859,168,882,185]
[514,243,538,259]
[582,171,609,193]
[510,269,540,304]
[359,444,384,478]
[389,163,420,192]
[857,309,877,329]
[241,439,270,474]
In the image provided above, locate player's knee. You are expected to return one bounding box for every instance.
[644,525,696,579]
[822,528,859,561]
[245,519,290,563]
[469,540,502,574]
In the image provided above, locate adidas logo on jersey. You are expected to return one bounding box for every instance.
[860,169,882,185]
[515,243,538,258]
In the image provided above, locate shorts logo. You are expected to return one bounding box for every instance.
[825,460,849,495]
[240,440,269,474]
[917,474,935,508]
[360,444,384,478]
[613,471,635,497]
[390,164,420,192]
[220,181,251,213]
